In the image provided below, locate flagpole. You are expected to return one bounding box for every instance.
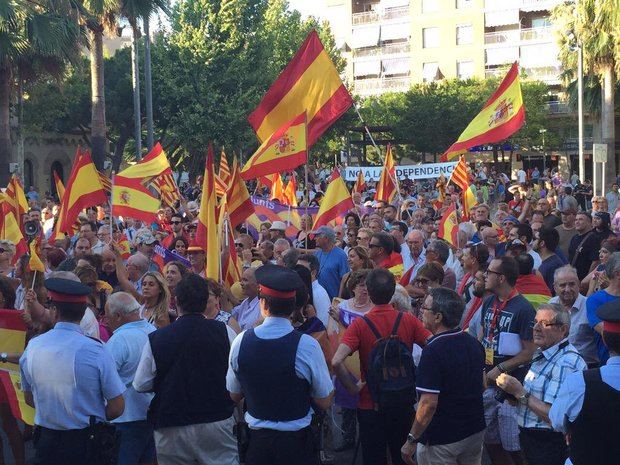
[109,171,115,238]
[31,270,37,291]
[304,112,310,216]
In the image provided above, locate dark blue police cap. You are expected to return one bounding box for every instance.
[596,299,620,334]
[45,278,92,303]
[255,264,304,299]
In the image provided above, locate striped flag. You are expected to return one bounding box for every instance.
[283,174,298,207]
[98,171,112,193]
[438,203,459,247]
[6,175,29,227]
[227,158,255,229]
[270,173,286,204]
[248,30,353,147]
[441,62,525,161]
[448,156,476,220]
[0,196,27,263]
[27,238,46,273]
[219,198,242,287]
[219,150,231,186]
[375,144,398,203]
[353,170,366,194]
[53,171,65,199]
[313,169,354,229]
[195,145,220,280]
[0,371,35,425]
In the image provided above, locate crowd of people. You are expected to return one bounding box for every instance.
[0,162,619,465]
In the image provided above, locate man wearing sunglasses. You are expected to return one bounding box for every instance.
[161,213,188,249]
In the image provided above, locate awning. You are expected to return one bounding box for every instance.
[351,25,381,49]
[354,60,381,77]
[486,47,519,66]
[485,10,519,27]
[381,22,410,41]
[382,57,410,75]
[381,0,410,7]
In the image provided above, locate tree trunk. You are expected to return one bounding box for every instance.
[0,66,12,186]
[131,21,142,159]
[601,63,616,188]
[144,16,154,151]
[90,25,107,170]
[111,127,131,172]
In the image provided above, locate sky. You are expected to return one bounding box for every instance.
[288,0,327,20]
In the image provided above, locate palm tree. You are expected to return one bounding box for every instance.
[118,0,168,159]
[553,0,620,186]
[0,0,83,184]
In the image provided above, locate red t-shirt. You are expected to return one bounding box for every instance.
[341,304,431,410]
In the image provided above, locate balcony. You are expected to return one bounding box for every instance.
[485,0,562,11]
[545,101,570,115]
[353,76,411,96]
[486,66,561,84]
[485,26,554,46]
[354,42,411,58]
[352,5,409,26]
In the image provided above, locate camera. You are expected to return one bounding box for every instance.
[24,220,41,240]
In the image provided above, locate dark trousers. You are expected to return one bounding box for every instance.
[246,426,318,465]
[519,427,568,465]
[115,420,156,465]
[357,406,415,465]
[33,426,90,465]
[342,408,357,444]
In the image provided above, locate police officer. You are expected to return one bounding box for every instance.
[19,277,125,465]
[226,264,333,465]
[548,299,620,465]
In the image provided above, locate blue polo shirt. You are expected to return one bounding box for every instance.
[416,328,486,445]
[315,247,349,300]
[586,290,620,363]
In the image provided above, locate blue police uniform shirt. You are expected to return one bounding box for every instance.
[226,317,333,431]
[549,355,620,433]
[586,290,620,363]
[20,322,125,430]
[105,319,156,423]
[315,247,350,300]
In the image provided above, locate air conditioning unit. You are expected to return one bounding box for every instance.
[9,163,19,173]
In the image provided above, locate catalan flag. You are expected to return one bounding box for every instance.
[438,203,459,247]
[219,149,231,186]
[27,238,46,273]
[448,156,477,220]
[55,149,107,235]
[98,171,112,193]
[242,113,308,181]
[313,169,354,229]
[353,170,366,194]
[270,173,286,204]
[248,30,353,147]
[112,142,175,222]
[195,145,220,280]
[375,144,398,203]
[283,174,298,207]
[6,174,29,227]
[441,62,525,161]
[227,158,255,229]
[53,171,65,199]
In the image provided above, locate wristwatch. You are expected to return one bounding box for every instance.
[407,433,420,444]
[518,391,530,406]
[0,352,8,363]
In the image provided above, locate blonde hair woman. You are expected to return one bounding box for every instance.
[140,271,172,328]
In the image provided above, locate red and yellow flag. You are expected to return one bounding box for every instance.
[448,156,471,192]
[438,203,459,247]
[313,169,354,229]
[227,158,255,229]
[248,30,353,147]
[98,171,112,193]
[55,149,108,235]
[375,144,398,203]
[6,175,29,227]
[283,174,298,207]
[270,173,286,204]
[219,198,242,287]
[441,62,525,161]
[219,150,231,186]
[195,145,220,280]
[53,171,65,200]
[0,202,27,262]
[353,170,366,195]
[242,113,308,181]
[27,239,45,273]
[112,142,175,222]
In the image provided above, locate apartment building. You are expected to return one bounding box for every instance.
[325,0,564,96]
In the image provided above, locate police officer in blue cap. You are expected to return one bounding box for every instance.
[20,277,126,465]
[227,264,333,465]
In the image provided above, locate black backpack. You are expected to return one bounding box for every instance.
[362,312,416,412]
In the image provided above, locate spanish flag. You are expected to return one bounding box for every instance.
[27,238,46,273]
[242,113,308,181]
[53,171,65,199]
[56,149,108,235]
[270,173,286,204]
[0,204,28,263]
[227,158,255,229]
[283,174,298,207]
[353,170,366,194]
[6,175,29,226]
[440,62,525,161]
[375,144,398,203]
[313,169,354,229]
[248,30,353,147]
[112,142,173,222]
[0,371,35,426]
[380,252,404,281]
[515,274,551,309]
[195,145,220,280]
[438,203,459,247]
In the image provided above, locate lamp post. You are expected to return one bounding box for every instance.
[540,128,547,175]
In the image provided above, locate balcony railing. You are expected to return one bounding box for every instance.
[485,0,562,11]
[353,6,409,26]
[485,26,554,45]
[354,42,411,58]
[545,101,570,114]
[353,76,411,95]
[486,66,561,84]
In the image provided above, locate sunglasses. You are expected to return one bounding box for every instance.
[170,221,182,225]
[235,243,243,247]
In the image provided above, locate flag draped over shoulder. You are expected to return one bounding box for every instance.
[375,144,398,202]
[112,142,177,222]
[241,113,308,181]
[438,203,459,247]
[441,62,525,161]
[195,146,220,280]
[227,158,255,229]
[248,30,353,147]
[55,150,108,236]
[313,169,354,229]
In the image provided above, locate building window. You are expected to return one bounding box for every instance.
[456,24,473,45]
[423,27,440,48]
[532,17,552,28]
[423,62,439,82]
[456,0,472,8]
[457,60,474,79]
[422,0,438,13]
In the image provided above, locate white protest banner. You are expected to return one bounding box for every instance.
[343,162,457,182]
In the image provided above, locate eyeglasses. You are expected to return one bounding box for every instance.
[484,269,503,276]
[533,320,564,329]
[368,243,381,249]
[170,221,182,225]
[235,243,243,247]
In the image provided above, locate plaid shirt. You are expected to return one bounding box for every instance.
[518,338,587,429]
